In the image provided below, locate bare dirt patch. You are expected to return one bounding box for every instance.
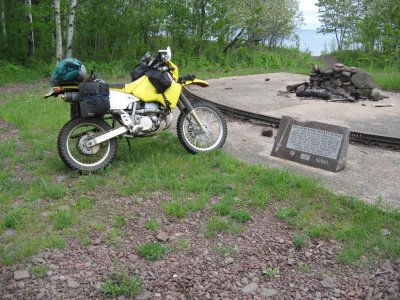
[0,120,21,142]
[0,83,40,95]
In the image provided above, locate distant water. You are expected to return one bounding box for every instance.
[284,29,336,56]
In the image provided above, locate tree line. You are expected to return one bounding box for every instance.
[317,0,399,54]
[0,0,302,64]
[0,0,398,67]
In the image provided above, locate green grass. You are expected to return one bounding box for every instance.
[292,233,310,250]
[212,201,232,216]
[3,207,27,228]
[0,84,399,267]
[275,207,298,220]
[53,210,74,230]
[162,194,209,218]
[262,267,280,279]
[299,263,311,273]
[204,217,245,237]
[102,261,141,298]
[145,217,160,232]
[107,228,121,247]
[29,265,49,277]
[136,242,166,261]
[213,244,237,256]
[230,209,252,223]
[74,196,96,210]
[168,239,191,252]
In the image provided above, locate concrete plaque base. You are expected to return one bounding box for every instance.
[271,116,350,172]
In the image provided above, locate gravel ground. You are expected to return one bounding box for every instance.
[0,190,399,300]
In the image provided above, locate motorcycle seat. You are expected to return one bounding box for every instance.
[108,83,126,89]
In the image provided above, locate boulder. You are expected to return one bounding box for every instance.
[351,68,376,89]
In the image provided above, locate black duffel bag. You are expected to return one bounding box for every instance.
[78,82,110,118]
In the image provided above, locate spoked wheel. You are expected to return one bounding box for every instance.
[57,118,117,172]
[177,101,227,153]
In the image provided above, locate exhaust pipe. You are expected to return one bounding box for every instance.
[61,92,80,102]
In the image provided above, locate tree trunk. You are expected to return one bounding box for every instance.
[54,0,63,61]
[196,0,207,54]
[334,28,342,51]
[25,0,35,57]
[66,0,77,58]
[0,0,6,44]
[223,28,244,53]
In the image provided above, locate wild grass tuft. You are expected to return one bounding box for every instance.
[102,261,141,298]
[53,210,74,230]
[29,265,49,277]
[136,242,166,261]
[4,207,27,228]
[74,196,95,210]
[262,267,280,279]
[213,244,237,256]
[230,209,252,223]
[292,233,310,250]
[205,217,245,237]
[145,217,160,232]
[275,207,298,220]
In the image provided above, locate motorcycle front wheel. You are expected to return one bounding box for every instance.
[177,101,227,154]
[57,118,117,172]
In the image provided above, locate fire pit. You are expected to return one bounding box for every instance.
[287,63,383,102]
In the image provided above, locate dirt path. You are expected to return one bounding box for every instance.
[0,83,40,94]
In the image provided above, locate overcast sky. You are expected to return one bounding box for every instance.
[299,0,320,29]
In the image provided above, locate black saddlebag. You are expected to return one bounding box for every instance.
[78,82,110,118]
[145,69,172,93]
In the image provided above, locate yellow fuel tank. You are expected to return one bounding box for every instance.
[111,76,182,108]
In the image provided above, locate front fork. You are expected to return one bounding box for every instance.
[178,93,207,133]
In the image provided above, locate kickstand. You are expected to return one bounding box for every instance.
[125,138,133,161]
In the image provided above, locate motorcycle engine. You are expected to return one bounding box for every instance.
[134,102,165,134]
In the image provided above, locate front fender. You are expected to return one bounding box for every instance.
[181,79,209,88]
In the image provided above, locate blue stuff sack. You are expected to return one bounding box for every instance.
[51,58,86,86]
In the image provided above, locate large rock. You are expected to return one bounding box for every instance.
[242,283,258,294]
[14,270,30,281]
[260,288,278,298]
[351,68,376,89]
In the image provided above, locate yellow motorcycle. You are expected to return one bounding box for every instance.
[45,47,227,172]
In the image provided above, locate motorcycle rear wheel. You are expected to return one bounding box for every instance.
[57,118,117,172]
[177,101,227,153]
